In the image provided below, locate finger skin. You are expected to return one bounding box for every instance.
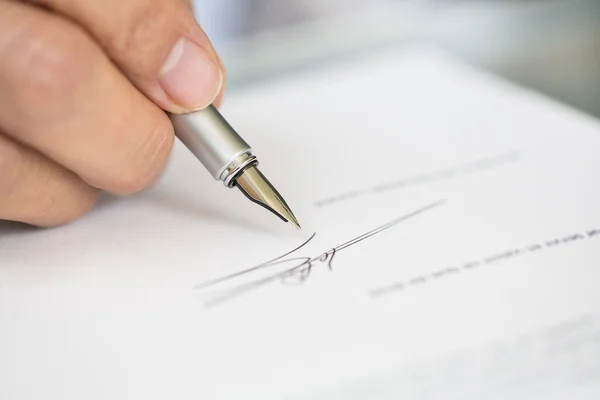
[0,1,174,196]
[28,0,225,112]
[0,133,99,227]
[213,55,227,108]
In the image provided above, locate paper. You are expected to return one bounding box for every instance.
[2,46,600,400]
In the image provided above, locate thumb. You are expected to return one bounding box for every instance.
[30,0,224,113]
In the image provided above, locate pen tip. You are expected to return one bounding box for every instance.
[288,215,302,230]
[234,166,302,229]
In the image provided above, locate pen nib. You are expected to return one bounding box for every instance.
[234,166,301,229]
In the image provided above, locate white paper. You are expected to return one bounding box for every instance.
[2,46,600,400]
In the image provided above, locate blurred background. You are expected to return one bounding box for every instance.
[193,0,600,119]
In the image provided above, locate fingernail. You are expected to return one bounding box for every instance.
[159,38,223,111]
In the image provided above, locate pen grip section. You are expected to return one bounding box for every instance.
[170,105,252,181]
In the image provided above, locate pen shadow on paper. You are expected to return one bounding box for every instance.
[0,188,286,239]
[97,187,281,234]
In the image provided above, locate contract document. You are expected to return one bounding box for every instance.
[1,47,600,399]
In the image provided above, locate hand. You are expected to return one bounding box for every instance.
[0,0,225,226]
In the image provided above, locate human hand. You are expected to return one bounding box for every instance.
[0,0,225,226]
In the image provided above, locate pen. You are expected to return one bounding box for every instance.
[169,105,301,229]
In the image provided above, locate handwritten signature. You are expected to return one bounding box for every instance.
[195,200,446,306]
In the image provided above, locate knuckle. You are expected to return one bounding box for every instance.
[36,196,99,227]
[111,124,174,195]
[8,20,91,119]
[26,159,62,223]
[35,175,100,228]
[0,141,23,201]
[0,136,99,226]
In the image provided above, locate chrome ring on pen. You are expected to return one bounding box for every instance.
[221,152,258,188]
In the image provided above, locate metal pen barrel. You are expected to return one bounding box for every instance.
[169,105,254,185]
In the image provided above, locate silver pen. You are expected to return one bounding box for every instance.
[169,105,301,229]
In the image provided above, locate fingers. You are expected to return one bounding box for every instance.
[28,0,224,113]
[213,56,227,108]
[0,1,174,195]
[0,134,99,227]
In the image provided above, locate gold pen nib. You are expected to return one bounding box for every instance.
[234,166,301,229]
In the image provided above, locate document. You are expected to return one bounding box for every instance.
[1,46,600,400]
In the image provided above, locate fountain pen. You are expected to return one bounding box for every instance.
[169,105,301,229]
